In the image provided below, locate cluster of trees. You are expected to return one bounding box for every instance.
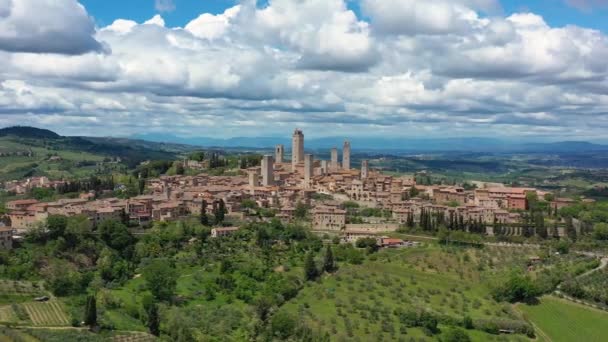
[55,175,115,195]
[208,152,228,169]
[239,154,262,169]
[200,199,228,226]
[491,271,541,303]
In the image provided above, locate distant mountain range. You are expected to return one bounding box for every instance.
[134,133,608,153]
[2,126,606,154]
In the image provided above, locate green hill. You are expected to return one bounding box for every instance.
[0,126,193,181]
[0,126,60,139]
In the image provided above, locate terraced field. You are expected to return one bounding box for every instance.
[21,300,70,326]
[0,280,46,305]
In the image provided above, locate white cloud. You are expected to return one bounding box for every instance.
[185,6,241,40]
[0,0,102,54]
[0,0,608,140]
[144,14,165,27]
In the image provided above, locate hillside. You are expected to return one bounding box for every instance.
[0,126,190,181]
[0,126,60,139]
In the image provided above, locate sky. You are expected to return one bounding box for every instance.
[1,0,608,141]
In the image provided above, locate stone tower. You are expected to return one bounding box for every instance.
[292,129,304,171]
[330,148,339,172]
[248,170,259,188]
[304,154,314,188]
[343,140,351,170]
[361,160,369,179]
[275,144,284,164]
[261,155,274,186]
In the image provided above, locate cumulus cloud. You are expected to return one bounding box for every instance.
[0,0,103,54]
[0,0,608,140]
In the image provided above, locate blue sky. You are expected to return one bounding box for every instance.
[80,0,608,32]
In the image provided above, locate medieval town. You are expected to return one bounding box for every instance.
[1,129,581,251]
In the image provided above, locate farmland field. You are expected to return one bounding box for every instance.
[519,296,608,342]
[277,245,537,341]
[21,300,70,326]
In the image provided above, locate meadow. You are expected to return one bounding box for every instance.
[519,296,608,342]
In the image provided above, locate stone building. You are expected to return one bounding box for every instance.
[292,129,304,170]
[312,206,346,230]
[0,226,12,250]
[261,155,275,186]
[343,140,351,170]
[304,154,314,189]
[275,144,284,164]
[330,148,339,172]
[361,160,369,179]
[211,227,239,238]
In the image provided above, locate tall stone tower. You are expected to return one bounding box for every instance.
[292,129,304,171]
[248,170,259,188]
[275,144,284,164]
[361,160,369,179]
[330,148,339,172]
[261,155,275,186]
[304,154,314,188]
[343,140,351,170]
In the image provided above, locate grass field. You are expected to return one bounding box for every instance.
[519,296,608,342]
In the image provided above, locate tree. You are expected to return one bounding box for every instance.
[138,178,146,195]
[304,252,318,281]
[443,328,471,342]
[147,303,160,336]
[565,216,577,241]
[200,200,209,226]
[323,245,336,273]
[593,223,608,241]
[536,212,547,239]
[143,259,178,301]
[213,199,226,225]
[356,237,379,253]
[491,272,540,303]
[98,220,134,257]
[84,295,97,328]
[294,202,308,220]
[47,215,68,239]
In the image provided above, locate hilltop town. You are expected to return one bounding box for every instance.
[1,129,587,249]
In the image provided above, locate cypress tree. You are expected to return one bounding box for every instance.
[147,303,160,336]
[304,252,318,281]
[84,295,97,328]
[200,200,209,226]
[323,245,336,273]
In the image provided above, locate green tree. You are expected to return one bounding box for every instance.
[84,295,97,328]
[47,215,68,239]
[213,199,226,225]
[593,223,608,240]
[143,259,178,301]
[565,216,577,241]
[98,220,133,250]
[200,200,209,226]
[147,302,160,336]
[323,245,336,273]
[443,327,471,342]
[304,252,318,281]
[294,202,309,220]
